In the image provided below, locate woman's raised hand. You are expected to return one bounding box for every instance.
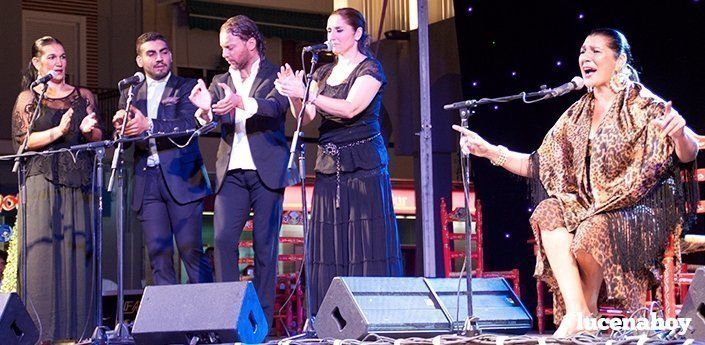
[452,125,493,157]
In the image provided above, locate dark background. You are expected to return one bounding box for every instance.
[452,0,705,329]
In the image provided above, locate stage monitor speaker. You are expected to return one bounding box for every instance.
[0,293,39,345]
[131,282,268,345]
[679,267,705,341]
[314,277,532,340]
[426,278,533,334]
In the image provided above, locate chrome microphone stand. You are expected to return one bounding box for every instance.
[103,83,138,345]
[11,82,48,305]
[282,49,321,340]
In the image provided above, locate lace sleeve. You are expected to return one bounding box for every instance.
[79,88,104,131]
[312,63,333,83]
[357,58,387,86]
[11,90,36,151]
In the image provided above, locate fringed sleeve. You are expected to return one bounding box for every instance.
[527,151,549,208]
[606,161,694,274]
[678,160,699,233]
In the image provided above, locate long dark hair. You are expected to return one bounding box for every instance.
[588,28,639,83]
[21,36,64,90]
[332,7,372,57]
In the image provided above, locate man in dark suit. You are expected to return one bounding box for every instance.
[113,32,213,285]
[189,16,297,324]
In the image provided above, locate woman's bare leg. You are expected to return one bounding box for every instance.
[540,228,592,337]
[576,249,604,315]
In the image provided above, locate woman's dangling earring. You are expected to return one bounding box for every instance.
[609,66,629,93]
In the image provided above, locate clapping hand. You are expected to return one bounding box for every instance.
[57,108,73,135]
[112,106,150,136]
[189,79,212,113]
[275,63,306,99]
[211,83,243,117]
[80,112,99,134]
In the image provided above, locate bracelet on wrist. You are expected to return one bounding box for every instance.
[490,145,509,167]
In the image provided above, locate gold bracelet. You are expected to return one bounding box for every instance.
[491,145,509,167]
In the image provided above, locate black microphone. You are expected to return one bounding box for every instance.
[303,41,332,52]
[118,72,145,89]
[194,121,218,136]
[30,70,58,87]
[548,76,584,97]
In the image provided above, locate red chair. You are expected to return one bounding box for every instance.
[440,197,521,297]
[670,134,705,317]
[530,235,660,333]
[238,210,306,336]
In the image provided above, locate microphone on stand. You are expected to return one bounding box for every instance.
[194,121,218,136]
[303,41,333,53]
[30,70,58,87]
[118,72,145,89]
[547,76,584,97]
[443,76,585,110]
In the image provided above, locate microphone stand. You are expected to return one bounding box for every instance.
[457,107,480,336]
[104,83,137,345]
[443,85,556,111]
[1,141,108,345]
[11,82,48,305]
[283,49,320,340]
[82,125,209,345]
[443,84,569,336]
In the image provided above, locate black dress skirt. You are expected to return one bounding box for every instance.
[307,57,403,312]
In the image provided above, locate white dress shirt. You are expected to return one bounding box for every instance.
[226,59,261,171]
[145,72,170,167]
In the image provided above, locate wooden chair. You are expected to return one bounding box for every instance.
[238,210,306,336]
[439,197,521,296]
[667,134,705,317]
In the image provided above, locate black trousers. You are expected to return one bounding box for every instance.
[137,166,214,285]
[214,169,284,325]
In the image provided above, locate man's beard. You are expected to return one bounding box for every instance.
[232,60,247,71]
[149,64,170,80]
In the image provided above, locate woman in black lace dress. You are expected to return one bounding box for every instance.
[11,36,102,342]
[276,8,403,311]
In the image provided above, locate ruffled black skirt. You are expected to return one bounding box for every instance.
[308,165,403,313]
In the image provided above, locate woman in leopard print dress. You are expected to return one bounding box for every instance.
[455,29,699,337]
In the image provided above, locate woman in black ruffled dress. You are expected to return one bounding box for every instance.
[275,8,403,312]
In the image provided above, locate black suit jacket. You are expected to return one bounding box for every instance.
[209,59,298,193]
[119,74,212,211]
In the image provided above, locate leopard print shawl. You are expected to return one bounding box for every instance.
[530,82,697,272]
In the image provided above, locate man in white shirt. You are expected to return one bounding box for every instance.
[189,16,297,325]
[113,32,213,285]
